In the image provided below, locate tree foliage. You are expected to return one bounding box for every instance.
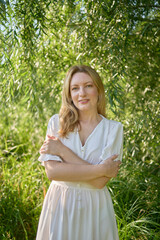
[0,0,160,239]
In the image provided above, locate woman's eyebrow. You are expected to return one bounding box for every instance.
[71,81,93,86]
[85,81,93,84]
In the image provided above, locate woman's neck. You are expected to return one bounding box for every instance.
[78,111,101,124]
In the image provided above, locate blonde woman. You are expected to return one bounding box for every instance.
[36,65,123,240]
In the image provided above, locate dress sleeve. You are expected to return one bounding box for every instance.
[38,114,62,166]
[99,121,123,164]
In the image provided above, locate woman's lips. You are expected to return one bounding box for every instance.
[78,99,89,104]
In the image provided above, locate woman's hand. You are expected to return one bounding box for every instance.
[102,154,121,178]
[40,135,63,156]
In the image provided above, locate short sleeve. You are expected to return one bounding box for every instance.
[38,114,62,166]
[99,121,123,164]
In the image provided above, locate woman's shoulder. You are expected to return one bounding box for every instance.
[48,114,59,130]
[101,116,123,138]
[101,115,122,128]
[49,113,59,122]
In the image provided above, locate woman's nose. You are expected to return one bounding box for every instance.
[79,87,86,96]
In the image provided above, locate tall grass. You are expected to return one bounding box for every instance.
[0,104,48,239]
[0,104,159,239]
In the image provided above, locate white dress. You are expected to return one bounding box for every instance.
[36,114,123,240]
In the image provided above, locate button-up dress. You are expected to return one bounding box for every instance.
[36,114,123,240]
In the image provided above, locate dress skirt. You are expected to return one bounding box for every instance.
[36,181,119,240]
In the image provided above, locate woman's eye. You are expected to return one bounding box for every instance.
[86,85,92,88]
[72,87,78,91]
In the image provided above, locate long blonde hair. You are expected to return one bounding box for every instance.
[58,65,106,137]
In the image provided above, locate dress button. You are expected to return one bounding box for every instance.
[81,148,84,152]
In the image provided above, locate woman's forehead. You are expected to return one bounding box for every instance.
[70,72,93,86]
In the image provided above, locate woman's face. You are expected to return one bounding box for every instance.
[70,72,99,114]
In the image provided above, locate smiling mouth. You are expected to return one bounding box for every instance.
[78,99,89,104]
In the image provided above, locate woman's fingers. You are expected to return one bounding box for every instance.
[47,135,56,140]
[39,141,48,153]
[40,147,46,153]
[39,136,62,155]
[111,154,119,160]
[39,138,56,154]
[116,160,121,167]
[104,154,119,163]
[102,154,122,178]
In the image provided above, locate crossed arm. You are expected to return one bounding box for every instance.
[40,136,121,189]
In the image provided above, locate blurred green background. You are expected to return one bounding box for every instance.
[0,0,159,239]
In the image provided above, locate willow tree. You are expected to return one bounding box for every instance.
[0,1,160,239]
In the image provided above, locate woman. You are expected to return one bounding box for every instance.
[36,65,123,240]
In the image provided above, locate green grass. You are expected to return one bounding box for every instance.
[0,104,159,240]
